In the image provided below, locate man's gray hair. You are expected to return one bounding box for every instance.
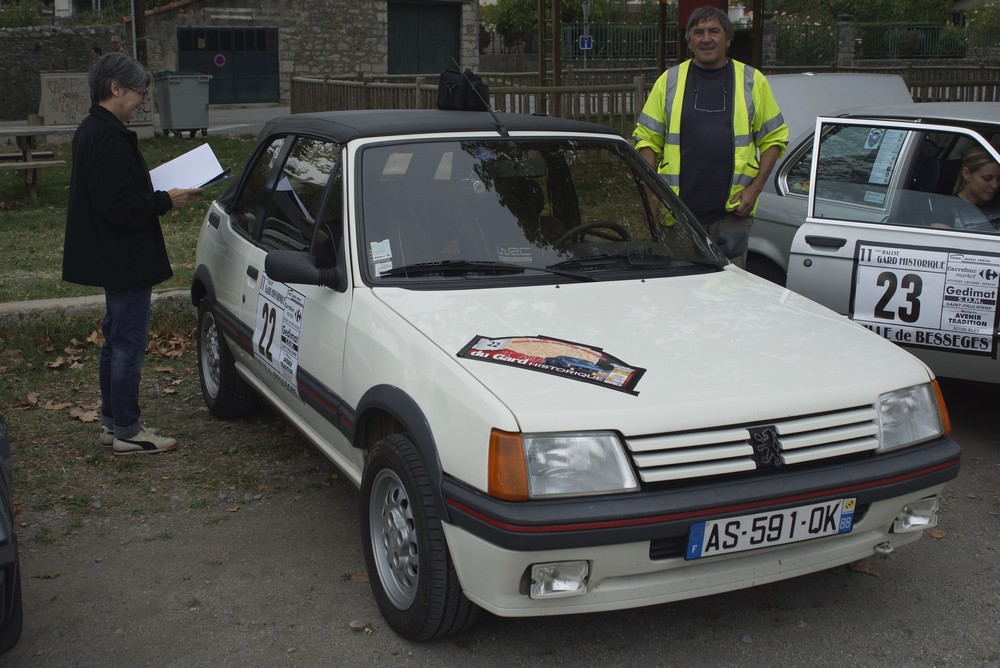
[89,52,150,104]
[685,6,734,41]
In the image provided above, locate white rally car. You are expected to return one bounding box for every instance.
[191,109,960,640]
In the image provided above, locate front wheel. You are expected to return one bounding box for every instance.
[361,434,479,640]
[197,301,259,418]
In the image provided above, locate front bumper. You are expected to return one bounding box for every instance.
[441,437,959,616]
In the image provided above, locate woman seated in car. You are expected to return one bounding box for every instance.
[947,146,1000,230]
[955,146,1000,205]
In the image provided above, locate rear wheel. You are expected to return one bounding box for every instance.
[361,434,479,640]
[197,301,259,418]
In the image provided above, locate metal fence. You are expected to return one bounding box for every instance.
[485,22,999,67]
[855,24,969,59]
[559,22,677,61]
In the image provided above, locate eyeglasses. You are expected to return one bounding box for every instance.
[127,87,149,101]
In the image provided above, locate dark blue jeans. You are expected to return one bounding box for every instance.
[99,287,152,440]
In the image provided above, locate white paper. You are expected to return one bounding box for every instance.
[150,143,227,191]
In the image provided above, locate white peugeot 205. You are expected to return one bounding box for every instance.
[191,108,960,640]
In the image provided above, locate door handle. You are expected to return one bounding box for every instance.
[804,235,847,249]
[246,265,259,280]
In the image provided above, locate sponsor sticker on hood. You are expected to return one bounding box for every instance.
[458,335,645,394]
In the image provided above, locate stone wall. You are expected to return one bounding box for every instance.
[145,0,481,104]
[0,1,481,120]
[0,26,127,121]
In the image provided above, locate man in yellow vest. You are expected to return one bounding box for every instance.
[634,6,788,269]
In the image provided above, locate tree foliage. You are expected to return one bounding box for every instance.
[482,0,663,31]
[765,0,953,24]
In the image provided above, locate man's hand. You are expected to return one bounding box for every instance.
[168,187,203,209]
[730,181,763,217]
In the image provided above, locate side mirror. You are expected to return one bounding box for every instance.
[264,250,339,289]
[715,228,749,260]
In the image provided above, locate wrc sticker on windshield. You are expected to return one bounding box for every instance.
[458,335,645,395]
[254,274,305,398]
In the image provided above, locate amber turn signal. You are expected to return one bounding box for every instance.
[488,429,529,501]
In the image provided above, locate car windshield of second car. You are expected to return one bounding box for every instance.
[359,138,724,283]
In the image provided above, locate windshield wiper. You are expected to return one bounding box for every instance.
[550,252,724,271]
[378,259,595,281]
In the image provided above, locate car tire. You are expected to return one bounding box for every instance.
[746,255,787,287]
[361,434,480,640]
[197,301,260,418]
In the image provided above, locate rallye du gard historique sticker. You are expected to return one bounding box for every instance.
[457,335,645,395]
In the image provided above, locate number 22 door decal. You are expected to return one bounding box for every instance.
[849,241,1000,356]
[254,274,306,397]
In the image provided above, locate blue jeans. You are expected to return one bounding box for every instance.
[99,287,152,440]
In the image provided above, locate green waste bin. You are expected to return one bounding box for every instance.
[153,71,212,138]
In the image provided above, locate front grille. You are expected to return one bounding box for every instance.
[625,406,879,484]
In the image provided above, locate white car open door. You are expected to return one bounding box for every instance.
[787,116,1000,384]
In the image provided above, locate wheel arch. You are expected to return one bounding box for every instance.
[354,385,448,519]
[191,265,215,308]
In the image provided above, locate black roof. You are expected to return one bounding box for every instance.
[259,109,619,143]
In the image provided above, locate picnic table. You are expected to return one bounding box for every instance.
[0,124,76,201]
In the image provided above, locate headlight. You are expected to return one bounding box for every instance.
[875,382,948,452]
[489,430,638,500]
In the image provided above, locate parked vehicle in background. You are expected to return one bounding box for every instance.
[192,108,960,640]
[748,93,1000,385]
[0,414,22,655]
[746,73,915,283]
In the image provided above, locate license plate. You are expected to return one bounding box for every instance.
[686,498,856,560]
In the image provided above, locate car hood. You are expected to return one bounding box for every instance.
[372,269,932,434]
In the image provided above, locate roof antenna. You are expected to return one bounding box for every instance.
[452,58,508,137]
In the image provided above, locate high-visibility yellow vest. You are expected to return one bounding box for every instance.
[634,59,788,216]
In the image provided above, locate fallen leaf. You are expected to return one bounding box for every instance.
[47,357,66,369]
[163,387,177,394]
[26,392,39,406]
[69,408,100,423]
[69,362,84,370]
[227,506,240,513]
[154,366,175,374]
[926,528,946,539]
[350,571,369,584]
[41,401,73,411]
[849,560,881,577]
[86,330,101,345]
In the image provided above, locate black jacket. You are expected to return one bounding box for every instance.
[62,105,174,289]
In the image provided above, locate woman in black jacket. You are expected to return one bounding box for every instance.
[62,52,201,455]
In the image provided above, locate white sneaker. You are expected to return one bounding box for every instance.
[112,427,178,455]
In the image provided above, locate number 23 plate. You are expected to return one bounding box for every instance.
[686,498,856,560]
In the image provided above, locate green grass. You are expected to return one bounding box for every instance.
[0,133,256,302]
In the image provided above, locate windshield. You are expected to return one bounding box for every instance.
[358,137,722,284]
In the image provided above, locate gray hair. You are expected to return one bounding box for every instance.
[88,52,150,104]
[686,6,734,42]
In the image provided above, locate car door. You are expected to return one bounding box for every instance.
[241,136,358,467]
[787,117,1000,384]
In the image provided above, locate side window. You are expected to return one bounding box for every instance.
[260,137,341,252]
[312,164,343,268]
[783,144,813,196]
[232,137,286,238]
[812,122,999,233]
[811,125,908,225]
